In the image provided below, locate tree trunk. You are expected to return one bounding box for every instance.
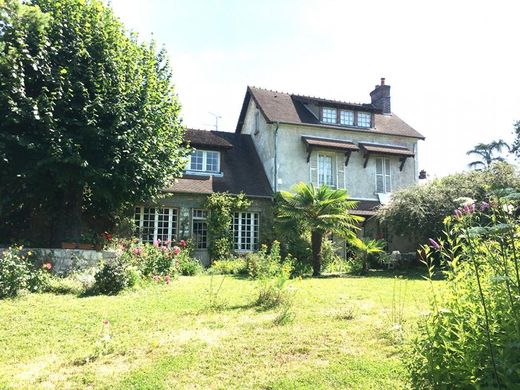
[311,230,323,277]
[51,184,84,246]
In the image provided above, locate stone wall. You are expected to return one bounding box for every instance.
[0,248,116,275]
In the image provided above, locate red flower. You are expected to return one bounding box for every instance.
[179,240,187,248]
[172,246,181,255]
[102,231,113,241]
[165,275,171,285]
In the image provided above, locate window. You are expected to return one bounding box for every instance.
[134,207,178,243]
[232,212,259,251]
[340,110,354,126]
[376,158,391,193]
[187,150,220,173]
[318,153,334,187]
[322,107,337,124]
[192,209,208,249]
[254,110,260,134]
[357,112,371,128]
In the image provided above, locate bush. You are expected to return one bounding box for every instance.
[407,192,520,388]
[378,162,520,249]
[210,258,247,275]
[90,259,136,295]
[0,246,32,298]
[177,252,203,276]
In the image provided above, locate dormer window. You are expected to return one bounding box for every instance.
[340,110,354,126]
[322,107,337,124]
[357,112,371,128]
[187,150,220,173]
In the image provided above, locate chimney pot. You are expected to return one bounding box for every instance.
[381,77,385,86]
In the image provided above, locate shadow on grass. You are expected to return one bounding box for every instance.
[300,267,445,281]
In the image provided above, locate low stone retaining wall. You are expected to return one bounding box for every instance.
[0,248,116,275]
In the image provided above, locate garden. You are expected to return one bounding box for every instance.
[1,184,520,388]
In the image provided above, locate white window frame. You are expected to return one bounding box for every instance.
[321,107,337,124]
[192,209,208,249]
[232,212,260,252]
[375,158,391,193]
[340,110,354,126]
[134,206,178,243]
[187,150,220,173]
[254,110,260,134]
[357,111,372,128]
[317,152,335,187]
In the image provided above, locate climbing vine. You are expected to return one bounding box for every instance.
[204,192,251,261]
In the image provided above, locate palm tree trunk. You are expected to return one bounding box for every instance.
[311,230,323,277]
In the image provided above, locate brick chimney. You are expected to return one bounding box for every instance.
[370,77,391,114]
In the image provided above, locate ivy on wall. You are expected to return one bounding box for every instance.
[204,192,251,261]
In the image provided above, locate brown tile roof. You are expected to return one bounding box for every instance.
[236,86,425,140]
[302,136,359,152]
[350,199,380,217]
[166,130,272,198]
[359,143,415,157]
[185,128,233,149]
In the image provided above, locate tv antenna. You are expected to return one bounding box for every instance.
[209,112,222,131]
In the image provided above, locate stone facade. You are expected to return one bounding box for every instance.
[145,193,273,266]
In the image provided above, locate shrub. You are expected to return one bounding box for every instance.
[378,162,520,249]
[210,258,247,275]
[125,240,181,277]
[90,259,136,295]
[407,191,520,388]
[177,252,203,276]
[0,246,31,298]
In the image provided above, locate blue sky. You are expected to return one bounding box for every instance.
[109,0,520,177]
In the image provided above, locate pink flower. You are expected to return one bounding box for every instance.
[153,239,161,247]
[153,275,162,282]
[42,263,52,270]
[454,208,463,219]
[172,246,181,255]
[179,240,187,248]
[132,247,142,256]
[164,240,172,246]
[161,245,168,253]
[428,238,441,250]
[480,201,490,211]
[165,275,171,285]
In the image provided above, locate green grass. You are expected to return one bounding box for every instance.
[0,271,441,389]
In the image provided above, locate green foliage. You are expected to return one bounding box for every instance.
[466,139,510,169]
[204,192,251,261]
[512,120,520,157]
[407,191,520,388]
[176,251,203,276]
[378,162,520,248]
[0,0,187,245]
[0,246,32,298]
[91,259,135,295]
[276,183,362,276]
[209,258,247,275]
[350,237,386,275]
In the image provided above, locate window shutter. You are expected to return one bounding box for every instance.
[309,152,318,186]
[336,153,345,189]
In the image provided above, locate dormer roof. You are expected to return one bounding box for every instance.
[236,86,425,140]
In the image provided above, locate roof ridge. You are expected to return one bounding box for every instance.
[248,85,369,107]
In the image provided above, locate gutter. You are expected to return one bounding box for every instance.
[274,122,280,193]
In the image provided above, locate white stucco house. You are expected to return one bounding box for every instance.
[235,78,425,252]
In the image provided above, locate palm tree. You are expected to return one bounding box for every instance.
[467,140,510,169]
[277,183,363,276]
[350,237,385,274]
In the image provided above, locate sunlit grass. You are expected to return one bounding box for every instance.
[0,272,440,389]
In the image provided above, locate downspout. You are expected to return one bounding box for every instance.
[274,122,280,193]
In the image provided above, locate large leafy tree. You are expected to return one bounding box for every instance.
[0,0,187,245]
[377,162,520,249]
[277,183,362,276]
[466,140,510,169]
[512,120,520,158]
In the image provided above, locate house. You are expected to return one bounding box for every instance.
[133,129,273,265]
[235,78,425,252]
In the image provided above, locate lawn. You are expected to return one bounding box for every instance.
[0,272,440,389]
